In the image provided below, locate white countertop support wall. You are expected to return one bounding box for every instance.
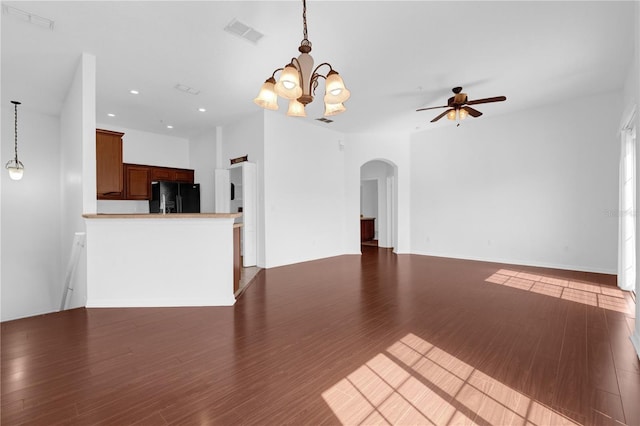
[84,214,240,307]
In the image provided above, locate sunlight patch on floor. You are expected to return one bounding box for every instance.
[485,269,635,317]
[322,333,579,426]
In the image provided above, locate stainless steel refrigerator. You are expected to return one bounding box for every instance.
[149,181,200,213]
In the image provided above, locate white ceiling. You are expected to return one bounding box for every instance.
[1,1,636,138]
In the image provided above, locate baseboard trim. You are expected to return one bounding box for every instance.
[86,297,236,308]
[410,250,617,276]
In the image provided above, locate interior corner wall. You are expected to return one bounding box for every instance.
[189,129,217,213]
[220,111,265,266]
[0,108,62,321]
[629,0,640,360]
[344,132,412,255]
[60,53,96,311]
[263,113,346,268]
[410,90,622,274]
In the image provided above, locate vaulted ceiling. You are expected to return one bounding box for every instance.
[1,1,636,138]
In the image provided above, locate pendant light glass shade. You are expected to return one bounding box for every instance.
[447,110,457,121]
[324,71,350,104]
[324,101,346,116]
[6,160,24,180]
[5,101,24,180]
[459,108,469,120]
[287,99,307,117]
[253,77,279,110]
[275,64,302,100]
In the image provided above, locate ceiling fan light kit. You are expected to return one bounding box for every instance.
[417,86,506,126]
[253,0,350,118]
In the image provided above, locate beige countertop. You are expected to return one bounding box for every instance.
[360,217,375,220]
[83,213,242,219]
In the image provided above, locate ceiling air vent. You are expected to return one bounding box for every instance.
[316,118,334,123]
[224,19,264,44]
[2,5,55,30]
[174,84,201,95]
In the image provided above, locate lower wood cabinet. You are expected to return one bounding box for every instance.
[361,217,375,242]
[233,225,242,294]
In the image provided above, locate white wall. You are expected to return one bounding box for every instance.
[60,53,96,311]
[189,128,217,213]
[361,180,377,219]
[97,124,190,168]
[263,113,346,268]
[345,132,412,254]
[627,0,640,359]
[410,91,622,274]
[1,108,62,321]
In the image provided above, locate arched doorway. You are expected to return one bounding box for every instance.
[360,160,398,251]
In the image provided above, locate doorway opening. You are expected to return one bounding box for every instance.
[360,159,398,252]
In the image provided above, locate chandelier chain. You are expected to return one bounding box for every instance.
[302,0,308,41]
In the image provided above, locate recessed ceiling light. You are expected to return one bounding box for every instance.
[198,108,206,112]
[166,125,173,129]
[129,89,139,95]
[107,113,115,117]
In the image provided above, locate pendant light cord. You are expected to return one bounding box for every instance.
[13,102,19,162]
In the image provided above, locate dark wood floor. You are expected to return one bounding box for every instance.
[1,247,638,425]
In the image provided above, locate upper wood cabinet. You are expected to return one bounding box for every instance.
[96,129,124,199]
[123,163,195,200]
[150,167,194,183]
[175,169,194,183]
[124,164,151,200]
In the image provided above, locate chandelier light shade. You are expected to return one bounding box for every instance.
[254,77,279,110]
[287,99,307,117]
[253,0,350,117]
[5,101,24,180]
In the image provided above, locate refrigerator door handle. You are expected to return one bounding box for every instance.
[176,194,183,213]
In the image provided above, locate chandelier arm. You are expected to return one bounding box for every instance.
[311,62,334,76]
[270,68,284,79]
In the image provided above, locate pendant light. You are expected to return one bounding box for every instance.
[5,101,24,180]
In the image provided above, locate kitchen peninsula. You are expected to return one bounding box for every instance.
[83,213,242,308]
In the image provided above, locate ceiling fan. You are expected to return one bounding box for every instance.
[416,87,506,125]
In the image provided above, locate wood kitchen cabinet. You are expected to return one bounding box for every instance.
[96,129,124,199]
[124,164,151,200]
[122,164,195,200]
[150,167,194,183]
[360,217,375,242]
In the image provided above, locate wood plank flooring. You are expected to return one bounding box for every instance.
[1,247,638,425]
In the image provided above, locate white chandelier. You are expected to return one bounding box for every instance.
[253,0,350,117]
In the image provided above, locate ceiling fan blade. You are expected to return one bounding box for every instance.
[462,106,482,117]
[431,109,453,122]
[466,96,506,105]
[416,105,448,112]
